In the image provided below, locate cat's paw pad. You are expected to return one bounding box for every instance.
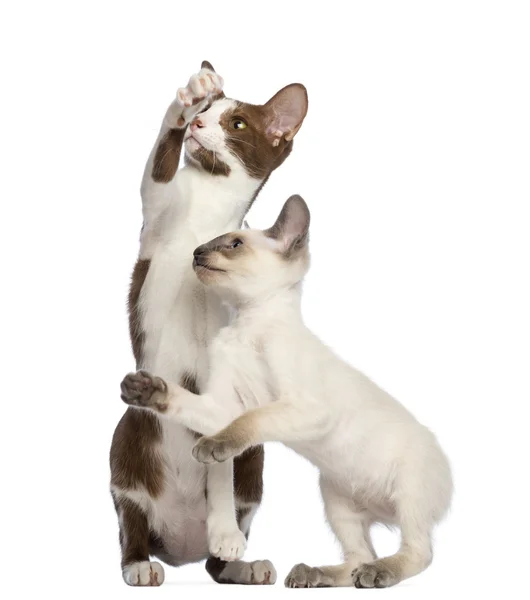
[209,527,247,561]
[192,436,238,464]
[352,561,398,588]
[122,561,164,586]
[177,69,224,107]
[220,559,277,585]
[285,563,332,588]
[120,370,167,411]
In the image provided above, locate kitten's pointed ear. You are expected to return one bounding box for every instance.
[263,84,308,147]
[201,60,216,72]
[243,220,251,230]
[265,195,310,256]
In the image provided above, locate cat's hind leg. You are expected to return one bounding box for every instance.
[112,494,165,586]
[285,477,375,588]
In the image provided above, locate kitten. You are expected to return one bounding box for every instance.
[110,62,308,586]
[121,194,453,588]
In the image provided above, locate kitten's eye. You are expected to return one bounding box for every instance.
[230,238,243,249]
[230,118,247,130]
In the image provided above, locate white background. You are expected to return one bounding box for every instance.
[2,1,529,598]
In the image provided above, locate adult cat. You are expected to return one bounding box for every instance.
[110,62,308,586]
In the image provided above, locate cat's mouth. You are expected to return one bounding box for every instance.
[185,133,204,149]
[193,256,225,273]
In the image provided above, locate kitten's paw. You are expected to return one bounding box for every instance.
[120,370,168,412]
[209,527,247,561]
[122,561,164,586]
[285,563,333,588]
[352,560,399,588]
[219,559,277,585]
[192,435,240,464]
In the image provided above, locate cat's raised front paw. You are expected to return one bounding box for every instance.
[177,67,224,108]
[192,435,240,464]
[120,370,168,412]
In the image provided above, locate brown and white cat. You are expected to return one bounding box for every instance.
[109,61,308,586]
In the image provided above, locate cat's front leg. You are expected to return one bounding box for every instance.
[140,61,224,233]
[206,460,247,561]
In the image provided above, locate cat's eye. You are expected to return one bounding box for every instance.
[230,238,243,249]
[230,118,247,130]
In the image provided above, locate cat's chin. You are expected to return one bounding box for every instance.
[185,136,202,151]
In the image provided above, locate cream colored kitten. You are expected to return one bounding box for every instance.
[121,195,452,588]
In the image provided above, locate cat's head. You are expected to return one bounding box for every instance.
[192,194,310,301]
[184,62,308,180]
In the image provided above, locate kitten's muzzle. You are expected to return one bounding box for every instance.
[193,246,224,272]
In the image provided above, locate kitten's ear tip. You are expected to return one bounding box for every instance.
[201,60,215,72]
[286,194,310,217]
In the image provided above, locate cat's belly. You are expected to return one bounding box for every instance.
[120,420,210,565]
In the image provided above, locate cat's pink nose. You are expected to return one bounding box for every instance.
[190,118,204,132]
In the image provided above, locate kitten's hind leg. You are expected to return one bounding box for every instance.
[352,480,435,588]
[352,521,433,588]
[285,477,375,588]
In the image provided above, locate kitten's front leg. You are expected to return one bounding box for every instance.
[120,370,237,436]
[192,401,331,464]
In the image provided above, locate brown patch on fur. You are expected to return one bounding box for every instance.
[185,145,231,176]
[128,259,150,366]
[234,445,264,505]
[110,408,164,498]
[205,557,235,583]
[220,102,293,180]
[114,494,151,567]
[236,505,252,527]
[152,128,186,183]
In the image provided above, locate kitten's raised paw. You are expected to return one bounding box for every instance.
[120,370,168,412]
[192,436,238,464]
[122,561,164,586]
[352,560,399,588]
[209,527,247,561]
[285,563,333,588]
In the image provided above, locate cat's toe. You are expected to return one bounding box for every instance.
[120,371,167,409]
[352,561,398,588]
[285,563,331,588]
[209,527,247,561]
[122,561,164,586]
[192,437,221,464]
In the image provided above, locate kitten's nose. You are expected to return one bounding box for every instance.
[190,118,204,132]
[194,244,207,257]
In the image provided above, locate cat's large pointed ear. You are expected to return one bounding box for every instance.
[265,194,310,256]
[263,84,308,147]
